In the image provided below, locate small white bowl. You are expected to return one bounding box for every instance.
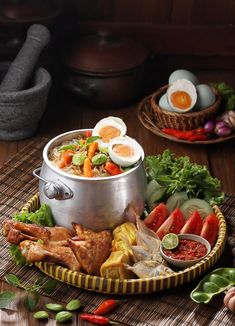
[160,234,211,269]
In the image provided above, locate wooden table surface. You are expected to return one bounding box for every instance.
[0,73,235,325]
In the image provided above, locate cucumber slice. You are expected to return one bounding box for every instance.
[147,187,166,210]
[146,180,162,199]
[180,198,213,220]
[166,191,188,213]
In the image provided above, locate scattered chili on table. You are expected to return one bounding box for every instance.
[80,313,117,325]
[93,299,122,315]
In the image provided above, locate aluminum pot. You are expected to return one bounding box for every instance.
[33,129,147,231]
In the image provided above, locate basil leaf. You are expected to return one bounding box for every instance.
[41,278,58,294]
[24,292,40,311]
[4,274,21,287]
[86,136,100,145]
[59,144,77,151]
[0,291,15,309]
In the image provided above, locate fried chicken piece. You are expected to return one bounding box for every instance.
[19,240,81,271]
[68,233,112,275]
[2,219,74,245]
[2,219,51,244]
[72,223,98,240]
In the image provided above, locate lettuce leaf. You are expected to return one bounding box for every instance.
[145,149,224,206]
[12,204,54,227]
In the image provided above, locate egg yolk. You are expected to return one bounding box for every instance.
[170,91,192,110]
[99,126,121,142]
[113,144,134,157]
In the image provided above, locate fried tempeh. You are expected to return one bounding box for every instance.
[19,240,81,271]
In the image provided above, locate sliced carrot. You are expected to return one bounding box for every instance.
[88,141,98,160]
[104,162,122,175]
[83,157,93,177]
[59,149,74,168]
[85,130,92,138]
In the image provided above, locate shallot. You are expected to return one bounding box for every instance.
[204,120,215,134]
[214,120,232,137]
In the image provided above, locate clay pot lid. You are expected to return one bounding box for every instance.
[64,30,149,74]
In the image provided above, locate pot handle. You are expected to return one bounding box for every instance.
[33,167,73,200]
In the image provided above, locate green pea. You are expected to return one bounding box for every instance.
[92,153,108,165]
[202,281,220,294]
[55,311,73,323]
[72,153,86,166]
[209,274,230,287]
[191,292,211,303]
[45,303,64,312]
[33,311,49,320]
[65,299,81,311]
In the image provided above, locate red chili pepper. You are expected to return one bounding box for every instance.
[162,127,208,141]
[162,128,193,140]
[188,134,208,141]
[105,162,122,175]
[93,299,122,315]
[80,313,117,325]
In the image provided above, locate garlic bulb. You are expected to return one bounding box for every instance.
[224,287,235,313]
[220,110,235,129]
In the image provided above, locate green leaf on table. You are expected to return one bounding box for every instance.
[4,274,21,287]
[41,278,58,294]
[0,291,15,309]
[24,292,40,311]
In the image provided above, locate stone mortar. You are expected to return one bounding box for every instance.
[0,62,51,140]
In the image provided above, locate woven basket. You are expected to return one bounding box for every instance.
[150,85,221,130]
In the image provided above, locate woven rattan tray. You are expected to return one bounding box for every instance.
[21,193,227,295]
[138,95,235,144]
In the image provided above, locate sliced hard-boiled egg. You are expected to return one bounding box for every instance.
[108,136,143,167]
[167,79,197,113]
[168,69,199,86]
[92,116,127,147]
[158,93,174,111]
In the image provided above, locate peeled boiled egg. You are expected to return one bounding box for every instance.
[158,93,174,111]
[167,79,197,113]
[108,136,143,167]
[169,69,199,86]
[195,84,216,110]
[92,116,127,147]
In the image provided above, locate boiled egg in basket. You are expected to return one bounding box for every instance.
[167,79,197,113]
[108,136,143,167]
[92,116,127,148]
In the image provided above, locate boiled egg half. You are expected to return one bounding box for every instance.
[92,116,127,147]
[167,79,197,113]
[108,136,143,167]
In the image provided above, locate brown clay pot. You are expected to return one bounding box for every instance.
[63,30,149,108]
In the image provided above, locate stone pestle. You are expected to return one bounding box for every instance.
[0,24,51,92]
